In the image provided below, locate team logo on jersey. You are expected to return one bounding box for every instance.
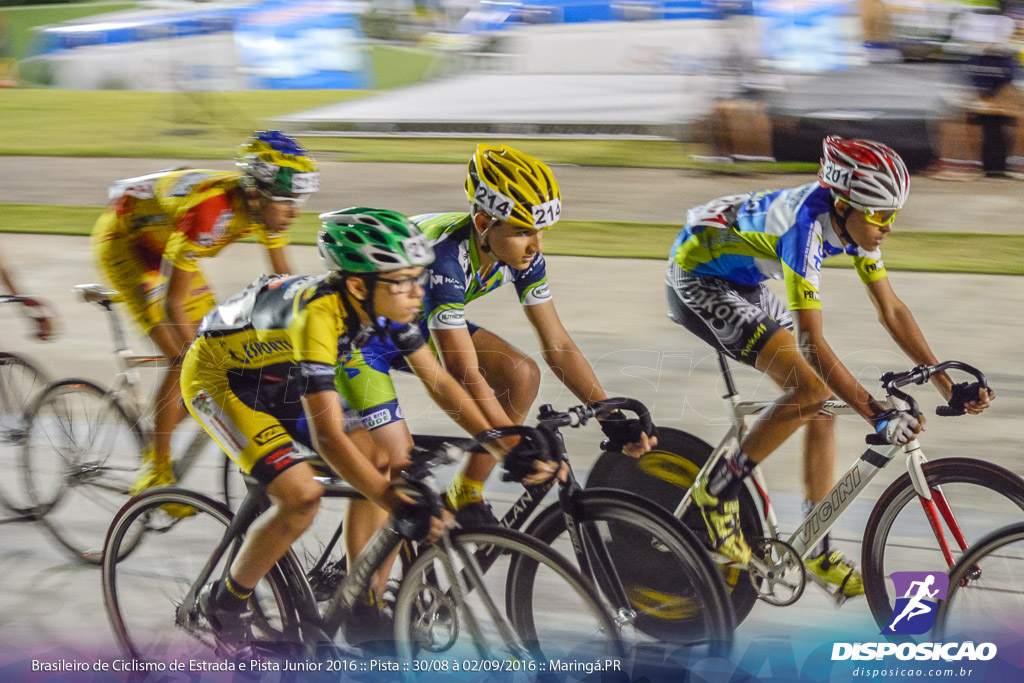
[253,425,287,446]
[883,571,948,635]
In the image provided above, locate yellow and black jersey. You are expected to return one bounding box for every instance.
[190,274,352,402]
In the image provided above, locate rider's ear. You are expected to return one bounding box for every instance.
[472,211,490,234]
[345,275,369,301]
[833,198,851,218]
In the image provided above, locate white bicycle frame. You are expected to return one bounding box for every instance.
[74,284,211,480]
[671,365,935,598]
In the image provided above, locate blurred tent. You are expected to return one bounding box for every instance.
[21,0,371,90]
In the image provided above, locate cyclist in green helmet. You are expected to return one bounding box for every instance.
[182,208,555,654]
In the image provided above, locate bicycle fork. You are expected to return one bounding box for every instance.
[906,446,972,571]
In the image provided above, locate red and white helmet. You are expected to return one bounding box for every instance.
[818,136,909,211]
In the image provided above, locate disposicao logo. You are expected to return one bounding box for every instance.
[831,570,997,663]
[883,571,949,635]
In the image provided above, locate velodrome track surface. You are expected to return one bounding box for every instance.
[0,161,1022,672]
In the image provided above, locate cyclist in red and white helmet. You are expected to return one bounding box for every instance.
[666,135,994,596]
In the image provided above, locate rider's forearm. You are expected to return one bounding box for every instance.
[799,330,883,422]
[267,246,290,275]
[540,343,607,406]
[424,372,509,460]
[879,304,952,400]
[315,431,392,510]
[439,352,515,428]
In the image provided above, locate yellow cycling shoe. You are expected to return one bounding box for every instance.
[691,475,751,565]
[804,550,864,597]
[129,448,195,518]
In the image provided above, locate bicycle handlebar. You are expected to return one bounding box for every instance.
[536,396,654,435]
[866,361,989,444]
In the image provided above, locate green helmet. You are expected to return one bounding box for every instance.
[318,208,434,274]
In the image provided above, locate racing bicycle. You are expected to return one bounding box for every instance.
[0,295,50,517]
[292,397,735,657]
[101,427,625,666]
[934,521,1024,656]
[20,284,227,564]
[589,354,1024,630]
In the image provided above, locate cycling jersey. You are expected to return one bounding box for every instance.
[670,182,887,311]
[327,212,552,432]
[90,169,289,331]
[412,212,552,331]
[182,274,375,483]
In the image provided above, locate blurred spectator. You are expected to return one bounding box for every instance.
[695,0,778,165]
[928,3,1024,179]
[862,0,900,60]
[0,12,16,87]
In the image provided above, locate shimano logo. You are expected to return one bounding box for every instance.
[831,642,996,662]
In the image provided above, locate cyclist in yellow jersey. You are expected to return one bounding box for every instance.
[182,209,557,654]
[667,137,994,593]
[90,131,319,510]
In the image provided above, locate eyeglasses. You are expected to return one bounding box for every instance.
[863,207,898,227]
[258,189,310,208]
[838,196,898,227]
[378,272,429,293]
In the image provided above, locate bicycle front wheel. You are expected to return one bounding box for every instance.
[934,522,1024,656]
[102,487,298,662]
[0,352,48,513]
[515,490,734,660]
[862,458,1024,632]
[587,427,762,624]
[21,378,147,564]
[394,527,623,668]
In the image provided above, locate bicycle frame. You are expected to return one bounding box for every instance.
[671,354,975,594]
[75,285,210,481]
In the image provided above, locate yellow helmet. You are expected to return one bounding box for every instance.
[464,144,562,230]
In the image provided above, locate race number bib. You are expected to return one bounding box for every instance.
[291,172,320,193]
[820,159,852,190]
[531,198,561,229]
[401,234,432,264]
[473,183,515,220]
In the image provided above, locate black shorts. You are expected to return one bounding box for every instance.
[665,260,792,367]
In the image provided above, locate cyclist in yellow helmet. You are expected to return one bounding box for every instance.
[332,144,657,526]
[90,131,319,511]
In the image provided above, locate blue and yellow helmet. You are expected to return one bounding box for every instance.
[237,131,320,196]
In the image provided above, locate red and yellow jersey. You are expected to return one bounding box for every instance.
[105,169,289,273]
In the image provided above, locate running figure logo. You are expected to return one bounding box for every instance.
[883,571,949,635]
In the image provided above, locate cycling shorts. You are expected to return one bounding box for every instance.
[666,260,792,367]
[181,354,361,487]
[335,321,481,431]
[91,210,215,334]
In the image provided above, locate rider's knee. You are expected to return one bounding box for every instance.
[514,355,541,397]
[789,382,831,416]
[276,477,323,529]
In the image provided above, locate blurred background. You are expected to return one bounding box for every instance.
[2,0,1024,172]
[1,0,1022,669]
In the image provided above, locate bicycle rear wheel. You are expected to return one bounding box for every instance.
[102,487,298,661]
[515,489,734,660]
[587,427,762,624]
[862,458,1024,632]
[21,378,146,564]
[0,352,48,514]
[394,527,623,667]
[934,522,1024,656]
